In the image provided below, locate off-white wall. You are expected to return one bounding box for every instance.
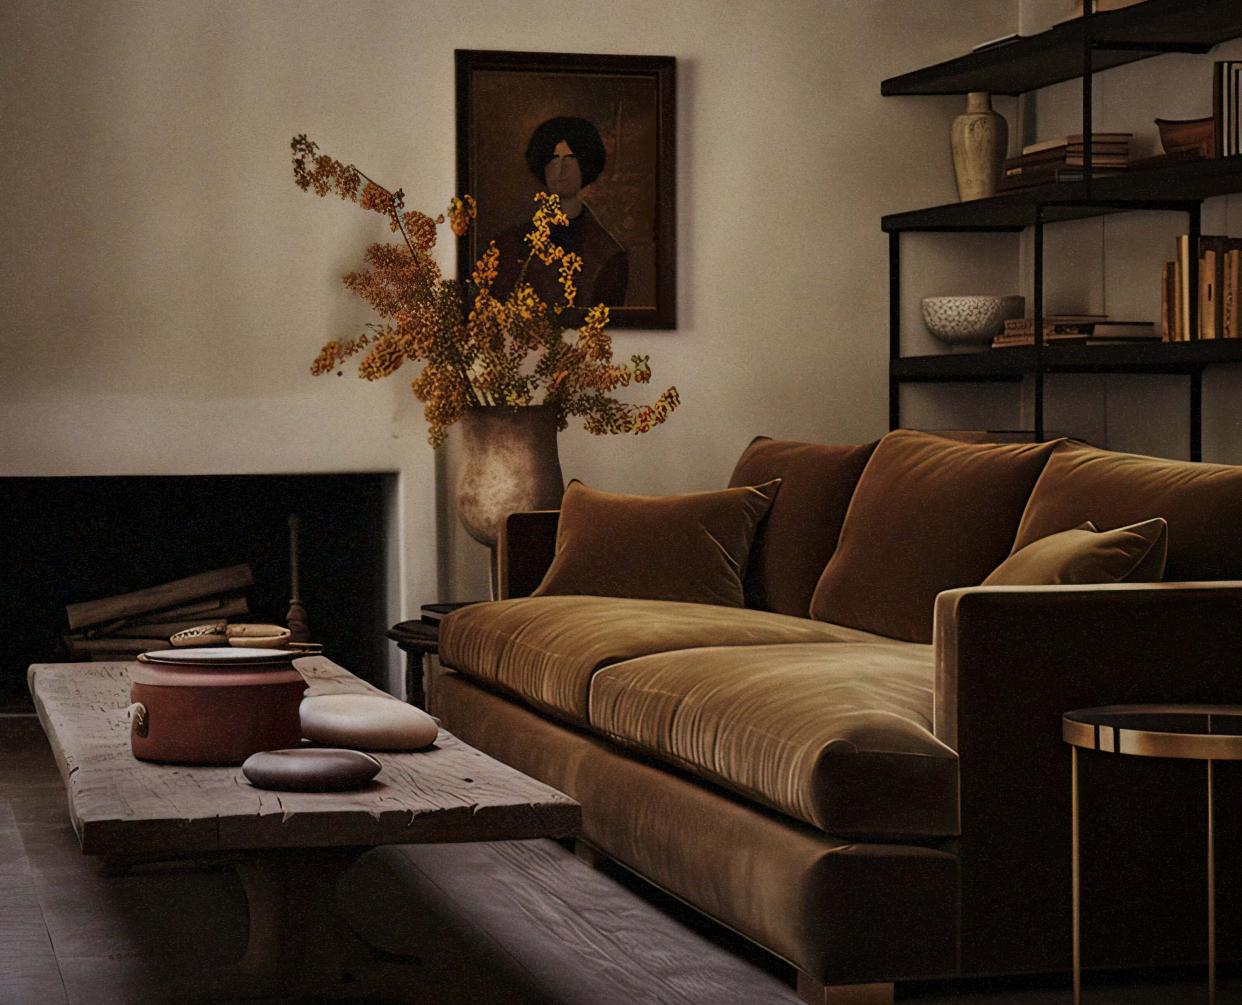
[0,0,1014,690]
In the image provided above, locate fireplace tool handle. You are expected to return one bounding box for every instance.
[285,514,310,643]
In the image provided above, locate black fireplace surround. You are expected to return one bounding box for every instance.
[0,473,393,710]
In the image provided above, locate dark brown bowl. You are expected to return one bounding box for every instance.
[1155,116,1214,157]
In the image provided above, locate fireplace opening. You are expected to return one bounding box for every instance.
[1,473,394,712]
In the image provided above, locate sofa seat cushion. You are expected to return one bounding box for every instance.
[589,642,959,838]
[440,596,887,726]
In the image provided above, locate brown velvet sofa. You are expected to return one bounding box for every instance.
[428,429,1242,1003]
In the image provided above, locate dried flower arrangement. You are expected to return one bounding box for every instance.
[291,135,679,445]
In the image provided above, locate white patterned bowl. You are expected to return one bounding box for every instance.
[921,295,1025,345]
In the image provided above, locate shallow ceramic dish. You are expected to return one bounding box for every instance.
[139,647,300,667]
[921,295,1025,345]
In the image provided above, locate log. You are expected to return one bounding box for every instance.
[86,595,250,638]
[66,565,253,631]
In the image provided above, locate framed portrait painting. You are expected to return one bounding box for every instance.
[455,50,676,330]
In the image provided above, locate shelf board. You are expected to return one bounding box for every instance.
[882,0,1242,96]
[893,340,1242,381]
[882,155,1242,232]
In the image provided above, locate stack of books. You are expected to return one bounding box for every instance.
[999,133,1132,191]
[1161,234,1242,341]
[993,315,1159,348]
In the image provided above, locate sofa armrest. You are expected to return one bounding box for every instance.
[934,581,1242,749]
[932,581,1242,974]
[496,509,560,600]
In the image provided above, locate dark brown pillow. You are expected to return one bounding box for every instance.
[982,519,1167,586]
[727,437,877,617]
[1013,441,1242,582]
[809,429,1060,642]
[533,479,781,607]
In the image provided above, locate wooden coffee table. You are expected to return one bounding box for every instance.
[27,657,581,1001]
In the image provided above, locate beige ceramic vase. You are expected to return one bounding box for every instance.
[951,91,1008,201]
[449,405,565,549]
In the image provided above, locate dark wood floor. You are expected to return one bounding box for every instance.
[3,713,1239,1004]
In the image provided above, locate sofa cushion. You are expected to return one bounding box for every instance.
[439,596,887,725]
[983,518,1167,586]
[532,479,781,608]
[809,429,1060,642]
[1013,441,1242,582]
[727,437,878,617]
[589,642,958,838]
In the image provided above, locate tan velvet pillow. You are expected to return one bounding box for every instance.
[1013,441,1242,582]
[809,429,1061,642]
[533,479,781,607]
[982,519,1168,586]
[727,436,877,617]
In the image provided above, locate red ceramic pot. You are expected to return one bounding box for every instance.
[129,662,305,765]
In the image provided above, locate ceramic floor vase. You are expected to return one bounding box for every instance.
[450,405,565,549]
[951,91,1008,201]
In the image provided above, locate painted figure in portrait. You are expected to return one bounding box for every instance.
[491,116,629,310]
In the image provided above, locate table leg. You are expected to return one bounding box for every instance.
[1207,758,1215,1005]
[228,847,428,1003]
[234,849,358,985]
[1072,745,1081,1005]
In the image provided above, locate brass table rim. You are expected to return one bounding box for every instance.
[1063,704,1242,761]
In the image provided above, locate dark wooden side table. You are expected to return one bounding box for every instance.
[1063,705,1242,1005]
[387,602,480,709]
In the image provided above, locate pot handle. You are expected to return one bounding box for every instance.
[126,702,148,738]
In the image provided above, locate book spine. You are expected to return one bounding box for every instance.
[1215,62,1225,160]
[1202,249,1216,339]
[1177,234,1191,341]
[1161,261,1172,341]
[1227,63,1237,156]
[1174,244,1185,341]
[1226,250,1240,339]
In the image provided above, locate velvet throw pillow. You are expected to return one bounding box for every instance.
[533,479,782,607]
[809,429,1061,642]
[982,519,1168,586]
[727,436,877,617]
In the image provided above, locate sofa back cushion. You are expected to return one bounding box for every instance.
[727,437,877,617]
[1012,441,1242,582]
[533,479,780,608]
[809,429,1060,642]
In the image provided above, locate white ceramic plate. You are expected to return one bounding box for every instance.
[138,647,300,667]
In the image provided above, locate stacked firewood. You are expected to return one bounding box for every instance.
[62,565,254,659]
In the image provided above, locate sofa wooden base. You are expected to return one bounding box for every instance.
[796,974,895,1004]
[574,837,897,1004]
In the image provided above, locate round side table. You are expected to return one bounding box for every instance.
[1062,705,1242,1004]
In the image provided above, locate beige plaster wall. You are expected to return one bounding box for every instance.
[0,0,1011,689]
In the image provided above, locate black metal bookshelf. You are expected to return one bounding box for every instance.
[882,0,1242,97]
[882,0,1242,460]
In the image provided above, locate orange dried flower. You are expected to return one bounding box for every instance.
[293,135,678,444]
